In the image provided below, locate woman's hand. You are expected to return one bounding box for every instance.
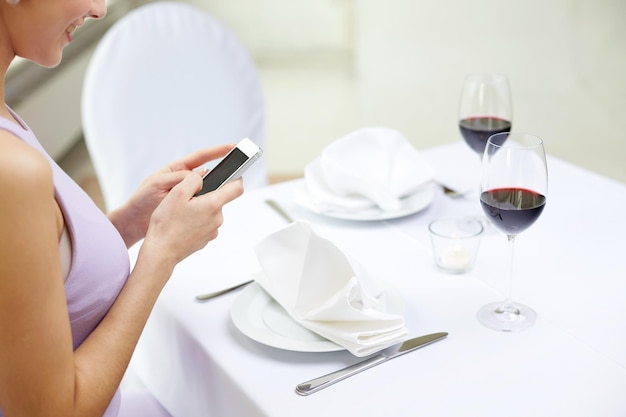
[108,144,235,247]
[140,172,243,269]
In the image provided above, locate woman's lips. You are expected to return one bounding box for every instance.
[66,25,78,42]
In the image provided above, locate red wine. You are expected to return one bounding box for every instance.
[459,117,512,155]
[480,188,546,235]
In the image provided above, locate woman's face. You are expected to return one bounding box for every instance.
[5,0,106,67]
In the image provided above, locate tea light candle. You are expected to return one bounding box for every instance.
[439,244,471,271]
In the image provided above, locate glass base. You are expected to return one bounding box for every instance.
[477,301,537,332]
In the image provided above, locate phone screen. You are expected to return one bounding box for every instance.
[196,147,249,196]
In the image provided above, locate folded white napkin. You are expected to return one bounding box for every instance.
[254,221,408,357]
[303,127,433,212]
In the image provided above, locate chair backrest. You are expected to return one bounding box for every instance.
[82,1,266,211]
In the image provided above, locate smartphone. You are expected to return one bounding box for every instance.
[194,138,263,196]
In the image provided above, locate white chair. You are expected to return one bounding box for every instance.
[82,1,267,211]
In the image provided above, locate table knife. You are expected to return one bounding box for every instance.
[295,332,448,396]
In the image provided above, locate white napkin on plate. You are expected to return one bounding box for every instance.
[254,221,408,357]
[303,127,433,213]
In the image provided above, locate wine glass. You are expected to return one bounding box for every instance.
[458,73,513,156]
[477,132,548,331]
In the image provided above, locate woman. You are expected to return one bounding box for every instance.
[0,0,244,416]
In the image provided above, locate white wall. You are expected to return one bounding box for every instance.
[194,0,626,183]
[15,0,621,183]
[354,0,626,182]
[189,0,353,56]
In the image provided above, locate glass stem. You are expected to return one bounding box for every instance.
[500,234,518,314]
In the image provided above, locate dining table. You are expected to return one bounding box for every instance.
[126,142,626,416]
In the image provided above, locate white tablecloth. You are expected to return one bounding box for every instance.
[127,143,626,416]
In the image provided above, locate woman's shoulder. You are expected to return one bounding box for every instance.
[0,129,54,199]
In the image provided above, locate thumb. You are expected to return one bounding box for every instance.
[157,170,196,191]
[171,171,204,198]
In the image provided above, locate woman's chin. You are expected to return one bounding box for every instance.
[36,52,64,69]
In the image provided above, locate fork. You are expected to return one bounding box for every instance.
[194,199,293,302]
[437,182,465,199]
[195,279,254,302]
[264,199,295,223]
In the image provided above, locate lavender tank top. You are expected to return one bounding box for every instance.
[0,111,129,417]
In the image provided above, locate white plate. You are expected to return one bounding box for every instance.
[231,282,343,352]
[294,184,435,221]
[231,282,405,353]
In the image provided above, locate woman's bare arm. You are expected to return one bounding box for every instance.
[0,134,243,417]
